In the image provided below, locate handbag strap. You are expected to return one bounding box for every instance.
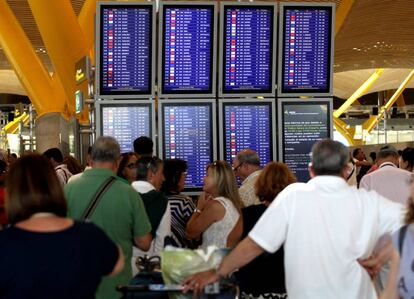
[346,166,355,181]
[398,224,408,256]
[81,176,116,221]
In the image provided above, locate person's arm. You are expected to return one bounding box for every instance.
[185,200,224,240]
[108,246,125,276]
[183,190,291,295]
[131,189,153,251]
[355,160,372,167]
[380,249,400,299]
[226,216,243,248]
[359,238,394,277]
[134,233,152,251]
[182,237,264,295]
[56,169,66,187]
[377,194,405,236]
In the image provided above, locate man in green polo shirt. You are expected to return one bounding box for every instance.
[65,136,152,299]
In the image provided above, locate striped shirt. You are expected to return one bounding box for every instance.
[166,193,196,248]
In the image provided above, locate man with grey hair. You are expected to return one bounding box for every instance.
[65,136,152,299]
[184,139,404,299]
[232,149,262,206]
[360,145,411,205]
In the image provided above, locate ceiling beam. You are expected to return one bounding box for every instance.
[364,69,414,132]
[334,68,384,118]
[335,0,356,36]
[28,0,90,122]
[0,1,67,117]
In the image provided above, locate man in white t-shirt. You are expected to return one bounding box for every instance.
[184,139,404,299]
[43,147,72,187]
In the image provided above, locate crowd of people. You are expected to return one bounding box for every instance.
[0,137,414,299]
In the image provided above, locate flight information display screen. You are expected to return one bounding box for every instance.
[281,101,331,182]
[162,103,213,189]
[99,5,153,95]
[222,5,274,94]
[162,5,215,94]
[101,104,152,153]
[223,102,272,167]
[280,5,332,94]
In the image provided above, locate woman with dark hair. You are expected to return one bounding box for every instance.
[160,159,196,248]
[117,152,138,184]
[235,162,296,299]
[399,147,414,172]
[382,176,414,299]
[0,154,124,299]
[63,155,83,175]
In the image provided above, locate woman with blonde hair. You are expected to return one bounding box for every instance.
[186,160,242,250]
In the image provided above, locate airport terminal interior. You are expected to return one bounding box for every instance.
[0,0,414,298]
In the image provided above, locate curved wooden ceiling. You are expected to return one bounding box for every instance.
[335,0,414,73]
[0,0,413,99]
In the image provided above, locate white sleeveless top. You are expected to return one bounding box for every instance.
[201,196,240,251]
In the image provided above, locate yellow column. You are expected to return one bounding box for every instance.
[78,0,101,65]
[28,0,89,117]
[333,118,359,146]
[363,70,414,132]
[333,68,384,118]
[0,1,67,117]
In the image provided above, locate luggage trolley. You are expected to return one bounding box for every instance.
[118,256,238,299]
[117,281,239,299]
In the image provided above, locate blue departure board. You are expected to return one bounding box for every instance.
[222,102,273,167]
[222,5,274,94]
[162,103,213,190]
[279,100,332,182]
[99,4,153,96]
[280,5,333,95]
[161,4,215,95]
[101,104,152,153]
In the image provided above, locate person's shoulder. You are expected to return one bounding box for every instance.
[359,171,372,186]
[265,182,308,209]
[355,186,393,204]
[207,197,228,210]
[242,204,266,216]
[168,194,195,209]
[111,178,138,196]
[279,182,307,196]
[394,167,413,176]
[0,227,10,240]
[148,189,165,197]
[71,221,108,238]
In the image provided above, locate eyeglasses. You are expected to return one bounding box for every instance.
[126,163,136,170]
[232,162,243,173]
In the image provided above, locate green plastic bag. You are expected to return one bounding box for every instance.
[161,246,229,299]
